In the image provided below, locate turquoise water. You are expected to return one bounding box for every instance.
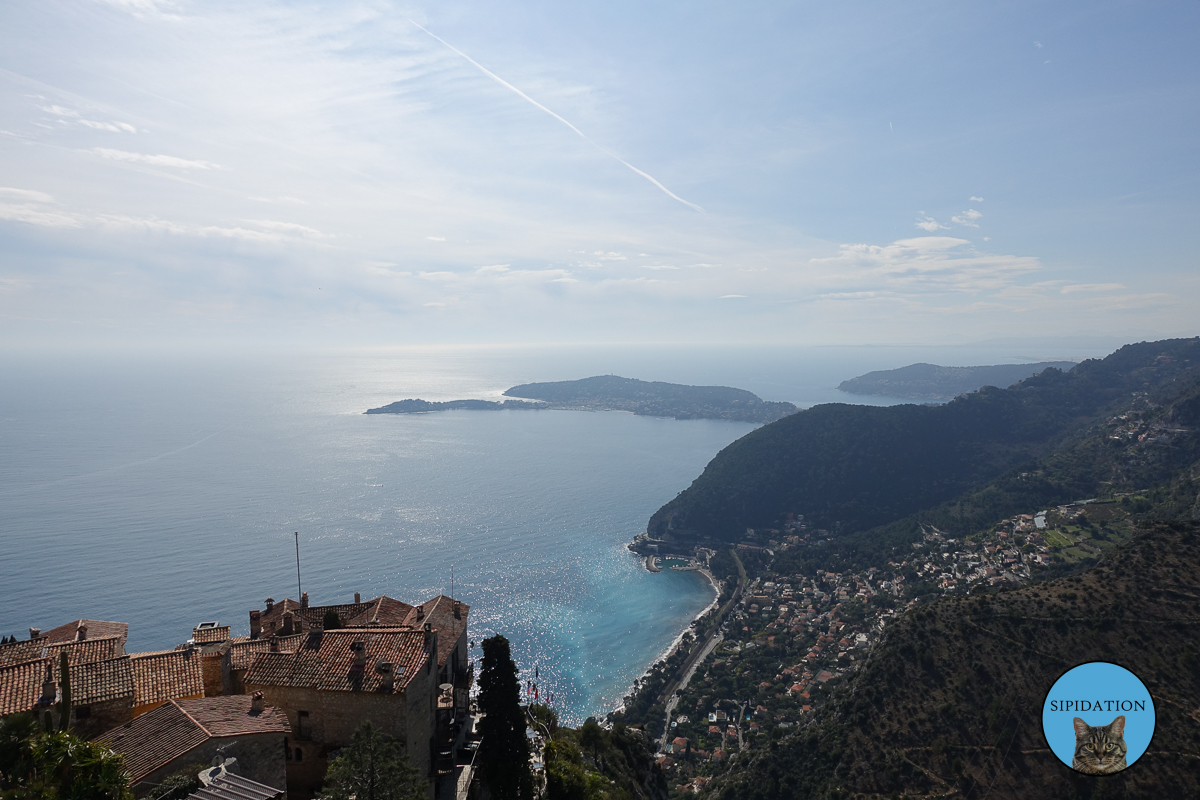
[0,343,1114,723]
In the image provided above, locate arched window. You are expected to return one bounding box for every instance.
[295,748,303,762]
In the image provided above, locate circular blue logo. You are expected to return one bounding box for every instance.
[1042,662,1155,774]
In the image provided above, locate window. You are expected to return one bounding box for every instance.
[298,710,311,741]
[295,748,303,762]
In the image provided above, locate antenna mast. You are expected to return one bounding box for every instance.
[294,532,302,601]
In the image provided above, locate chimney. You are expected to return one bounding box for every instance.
[29,628,41,640]
[354,592,361,604]
[351,641,366,667]
[269,637,280,653]
[75,623,88,642]
[40,662,56,703]
[280,611,294,636]
[251,691,265,713]
[264,598,274,612]
[423,621,433,648]
[249,610,262,640]
[453,602,461,620]
[416,605,425,621]
[301,592,309,609]
[376,660,394,691]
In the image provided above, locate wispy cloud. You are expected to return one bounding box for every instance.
[951,208,982,227]
[0,187,55,203]
[970,196,984,202]
[719,294,747,298]
[915,214,947,232]
[426,236,446,242]
[244,219,330,238]
[1061,283,1125,294]
[409,21,704,213]
[89,148,219,169]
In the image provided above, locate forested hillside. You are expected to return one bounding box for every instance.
[648,338,1200,541]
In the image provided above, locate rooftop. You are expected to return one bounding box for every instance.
[97,696,290,783]
[244,628,429,693]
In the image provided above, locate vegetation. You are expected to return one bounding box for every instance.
[837,360,1076,400]
[0,713,133,800]
[318,721,425,800]
[478,635,534,800]
[650,338,1200,540]
[504,375,797,423]
[535,708,667,800]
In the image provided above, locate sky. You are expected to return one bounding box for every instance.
[1,0,1198,350]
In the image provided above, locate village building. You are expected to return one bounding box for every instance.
[243,626,437,797]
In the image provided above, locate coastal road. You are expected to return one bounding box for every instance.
[658,631,724,751]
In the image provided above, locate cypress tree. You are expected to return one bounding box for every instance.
[478,635,533,800]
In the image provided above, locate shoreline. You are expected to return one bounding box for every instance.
[609,558,721,718]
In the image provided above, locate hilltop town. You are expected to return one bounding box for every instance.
[0,592,475,799]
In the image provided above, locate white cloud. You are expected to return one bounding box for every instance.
[951,208,983,227]
[79,119,138,133]
[89,148,219,169]
[0,203,82,228]
[426,236,446,241]
[640,265,678,270]
[719,294,747,298]
[39,105,79,117]
[1034,41,1043,49]
[970,196,984,203]
[1061,283,1125,294]
[916,215,947,232]
[0,187,55,203]
[243,219,330,238]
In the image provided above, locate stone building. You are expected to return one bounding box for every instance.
[97,693,290,796]
[243,627,436,797]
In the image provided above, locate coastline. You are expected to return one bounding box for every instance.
[609,558,721,717]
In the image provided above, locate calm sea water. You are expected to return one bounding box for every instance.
[0,342,1113,723]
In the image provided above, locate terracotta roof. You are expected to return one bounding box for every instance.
[176,695,292,737]
[244,629,429,693]
[72,656,135,705]
[192,626,231,644]
[228,635,305,670]
[98,702,208,782]
[403,596,470,667]
[0,660,51,716]
[39,620,129,647]
[257,598,374,633]
[97,695,290,783]
[0,635,124,669]
[345,596,415,628]
[130,650,204,707]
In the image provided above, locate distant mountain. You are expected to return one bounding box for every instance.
[504,375,797,423]
[837,361,1078,400]
[648,339,1200,542]
[710,521,1200,799]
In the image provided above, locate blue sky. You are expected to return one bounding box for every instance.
[1,0,1197,349]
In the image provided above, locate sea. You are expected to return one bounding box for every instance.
[0,341,1117,724]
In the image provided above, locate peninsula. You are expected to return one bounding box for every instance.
[837,360,1076,401]
[366,375,798,423]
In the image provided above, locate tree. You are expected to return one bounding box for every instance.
[0,718,133,800]
[478,635,533,800]
[56,652,71,732]
[322,609,342,630]
[319,722,425,800]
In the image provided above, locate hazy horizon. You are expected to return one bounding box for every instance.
[2,1,1198,350]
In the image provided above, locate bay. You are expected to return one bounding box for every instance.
[0,341,1113,723]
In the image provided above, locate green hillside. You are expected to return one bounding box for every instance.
[648,338,1200,542]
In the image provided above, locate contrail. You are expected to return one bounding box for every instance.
[410,21,704,213]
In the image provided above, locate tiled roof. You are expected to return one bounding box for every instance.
[130,650,204,707]
[189,771,283,800]
[0,635,123,669]
[72,656,135,705]
[405,596,470,667]
[228,635,305,670]
[0,660,50,716]
[97,696,291,783]
[176,695,292,737]
[39,620,129,647]
[244,629,428,693]
[97,702,208,782]
[192,626,230,644]
[345,596,415,628]
[257,598,374,633]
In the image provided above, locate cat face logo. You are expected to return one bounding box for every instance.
[1072,715,1127,775]
[1041,662,1155,774]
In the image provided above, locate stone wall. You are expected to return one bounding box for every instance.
[130,732,286,797]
